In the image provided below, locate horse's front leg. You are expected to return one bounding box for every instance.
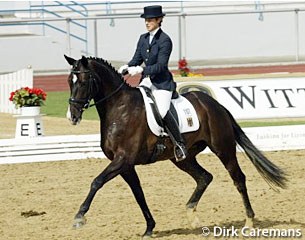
[120,167,155,239]
[73,156,126,228]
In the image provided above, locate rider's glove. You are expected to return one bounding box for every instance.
[118,64,128,74]
[127,66,143,76]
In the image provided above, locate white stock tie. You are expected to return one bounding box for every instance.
[149,34,153,44]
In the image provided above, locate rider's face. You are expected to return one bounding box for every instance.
[145,18,161,32]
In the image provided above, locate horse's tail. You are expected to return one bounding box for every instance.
[225,109,288,190]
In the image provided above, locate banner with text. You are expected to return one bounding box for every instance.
[178,77,305,120]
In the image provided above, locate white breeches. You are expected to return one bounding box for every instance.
[139,77,172,118]
[152,88,172,118]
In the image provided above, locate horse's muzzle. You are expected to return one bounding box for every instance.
[70,117,81,125]
[66,106,82,125]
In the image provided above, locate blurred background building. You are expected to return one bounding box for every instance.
[1,1,305,75]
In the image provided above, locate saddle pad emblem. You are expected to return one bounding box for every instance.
[138,87,200,136]
[187,117,193,127]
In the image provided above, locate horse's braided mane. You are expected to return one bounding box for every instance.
[87,56,133,88]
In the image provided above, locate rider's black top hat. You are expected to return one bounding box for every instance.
[140,5,165,18]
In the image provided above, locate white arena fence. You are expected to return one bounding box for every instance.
[0,125,305,164]
[0,68,33,114]
[0,134,104,164]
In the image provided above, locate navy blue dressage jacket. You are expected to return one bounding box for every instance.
[128,29,176,91]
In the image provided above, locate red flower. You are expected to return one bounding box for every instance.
[9,91,15,101]
[178,58,188,69]
[178,58,190,77]
[9,86,47,108]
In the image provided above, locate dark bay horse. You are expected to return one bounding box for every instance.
[64,55,287,238]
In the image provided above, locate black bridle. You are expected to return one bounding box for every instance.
[68,69,124,110]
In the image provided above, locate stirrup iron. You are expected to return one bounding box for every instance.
[174,143,187,162]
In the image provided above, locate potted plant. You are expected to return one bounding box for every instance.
[178,58,190,77]
[177,58,204,78]
[9,87,47,116]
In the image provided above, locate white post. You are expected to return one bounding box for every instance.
[178,16,182,60]
[66,18,71,56]
[181,13,187,58]
[94,19,98,57]
[294,9,299,62]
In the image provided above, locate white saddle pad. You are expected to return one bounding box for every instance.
[138,87,200,136]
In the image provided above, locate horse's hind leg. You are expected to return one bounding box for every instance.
[215,150,255,227]
[171,157,213,229]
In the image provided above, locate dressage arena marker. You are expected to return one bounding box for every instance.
[14,113,44,138]
[0,124,304,165]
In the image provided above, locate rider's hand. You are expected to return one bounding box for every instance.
[118,64,128,74]
[127,66,143,76]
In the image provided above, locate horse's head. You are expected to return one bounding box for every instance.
[65,55,127,125]
[64,55,94,125]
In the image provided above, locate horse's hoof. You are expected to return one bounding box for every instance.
[73,216,87,229]
[186,208,202,229]
[142,234,152,240]
[245,217,254,228]
[142,231,153,239]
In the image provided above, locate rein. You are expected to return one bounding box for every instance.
[69,69,124,110]
[89,81,124,108]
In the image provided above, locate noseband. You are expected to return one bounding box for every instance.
[68,69,124,111]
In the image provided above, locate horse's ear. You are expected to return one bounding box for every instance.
[81,55,88,67]
[64,55,76,66]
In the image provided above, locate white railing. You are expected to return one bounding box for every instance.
[0,125,305,164]
[0,68,33,114]
[0,134,104,164]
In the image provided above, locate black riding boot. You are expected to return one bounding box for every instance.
[163,112,188,161]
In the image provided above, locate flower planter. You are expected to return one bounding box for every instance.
[9,87,46,138]
[20,106,41,116]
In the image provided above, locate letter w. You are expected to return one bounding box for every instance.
[221,86,256,108]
